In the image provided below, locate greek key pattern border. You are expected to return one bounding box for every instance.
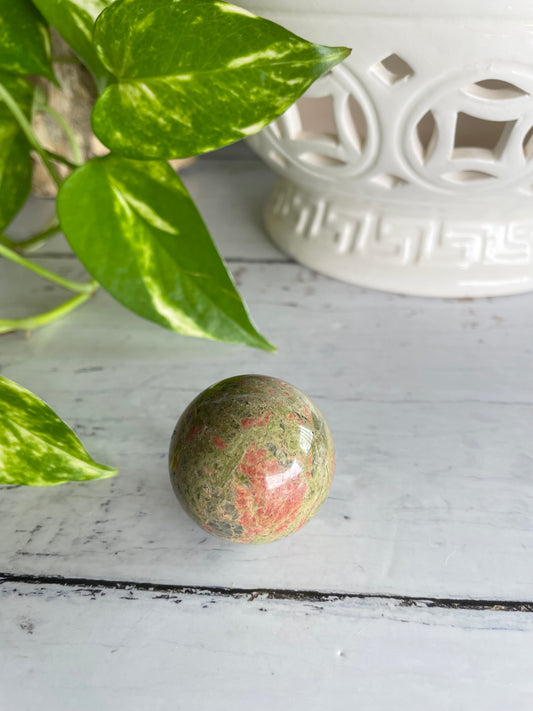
[268,182,533,268]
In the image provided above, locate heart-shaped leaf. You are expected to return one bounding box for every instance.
[57,154,275,350]
[32,0,114,88]
[0,73,34,230]
[0,0,55,81]
[91,0,350,159]
[0,375,118,486]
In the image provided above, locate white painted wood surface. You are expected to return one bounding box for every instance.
[2,156,533,599]
[2,580,533,711]
[2,148,533,708]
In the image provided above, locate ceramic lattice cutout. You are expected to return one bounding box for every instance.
[263,66,379,180]
[246,3,533,296]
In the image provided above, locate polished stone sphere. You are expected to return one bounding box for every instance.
[169,374,335,544]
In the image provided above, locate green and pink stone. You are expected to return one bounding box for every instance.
[169,374,335,544]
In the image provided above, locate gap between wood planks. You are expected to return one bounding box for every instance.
[2,572,533,612]
[22,253,293,264]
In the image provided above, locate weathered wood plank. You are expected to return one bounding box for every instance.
[2,579,533,711]
[1,160,533,600]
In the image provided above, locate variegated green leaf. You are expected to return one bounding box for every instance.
[57,154,275,350]
[91,0,350,159]
[0,73,34,230]
[0,375,118,486]
[0,0,55,81]
[32,0,114,88]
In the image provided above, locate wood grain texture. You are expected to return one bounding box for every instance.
[1,159,533,600]
[2,578,533,711]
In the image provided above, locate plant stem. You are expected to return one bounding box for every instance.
[41,103,83,165]
[0,242,97,294]
[0,290,97,335]
[44,150,79,170]
[0,82,62,188]
[0,222,61,253]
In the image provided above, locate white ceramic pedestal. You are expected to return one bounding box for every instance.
[241,0,533,296]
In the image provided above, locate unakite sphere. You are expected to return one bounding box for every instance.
[168,374,335,544]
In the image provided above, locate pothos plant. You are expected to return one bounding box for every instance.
[0,0,349,486]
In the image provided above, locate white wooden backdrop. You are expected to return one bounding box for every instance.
[2,145,533,708]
